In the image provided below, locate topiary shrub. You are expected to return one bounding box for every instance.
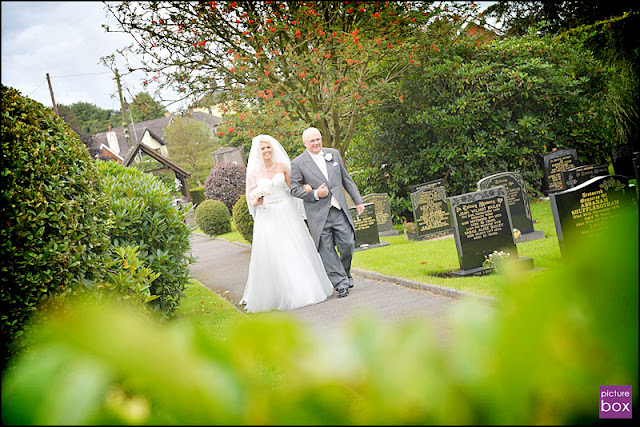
[0,85,114,366]
[204,162,246,211]
[96,161,195,317]
[232,195,254,243]
[189,186,205,206]
[195,200,231,236]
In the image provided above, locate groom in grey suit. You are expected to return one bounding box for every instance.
[290,127,365,298]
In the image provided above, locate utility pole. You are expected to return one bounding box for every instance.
[114,68,132,147]
[46,73,59,116]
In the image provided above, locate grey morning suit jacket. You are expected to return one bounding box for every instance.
[290,148,363,249]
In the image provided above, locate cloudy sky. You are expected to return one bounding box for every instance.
[1,1,182,113]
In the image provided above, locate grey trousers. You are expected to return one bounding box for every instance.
[318,206,355,291]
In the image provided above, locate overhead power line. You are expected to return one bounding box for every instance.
[49,71,113,78]
[28,79,47,97]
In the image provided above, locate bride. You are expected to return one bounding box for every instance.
[239,134,334,312]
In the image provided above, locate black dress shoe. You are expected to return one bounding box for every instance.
[348,277,354,288]
[337,287,349,298]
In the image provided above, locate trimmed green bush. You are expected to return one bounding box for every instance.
[0,85,113,366]
[1,208,637,425]
[97,161,195,317]
[195,200,231,236]
[232,195,254,243]
[189,186,205,206]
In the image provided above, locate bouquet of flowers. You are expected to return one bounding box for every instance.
[513,228,521,239]
[482,250,512,273]
[250,184,271,204]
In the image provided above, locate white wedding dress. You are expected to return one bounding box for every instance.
[240,172,334,312]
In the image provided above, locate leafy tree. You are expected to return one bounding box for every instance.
[163,114,218,187]
[129,91,169,122]
[484,0,637,36]
[104,1,481,156]
[349,29,620,221]
[57,102,120,154]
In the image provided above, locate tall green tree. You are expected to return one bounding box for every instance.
[349,28,621,221]
[103,1,480,156]
[163,115,218,187]
[57,102,120,155]
[129,91,169,123]
[484,0,637,36]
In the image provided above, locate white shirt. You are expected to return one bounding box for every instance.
[310,150,341,210]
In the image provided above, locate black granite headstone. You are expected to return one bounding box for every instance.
[561,164,610,189]
[349,202,389,251]
[477,172,540,240]
[410,178,453,239]
[542,149,580,194]
[611,144,637,179]
[362,193,398,236]
[550,175,638,256]
[447,186,532,275]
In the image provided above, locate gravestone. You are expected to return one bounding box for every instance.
[362,193,398,236]
[349,202,390,251]
[477,171,545,243]
[611,143,637,179]
[542,149,580,194]
[447,186,533,276]
[561,164,609,189]
[550,175,637,256]
[409,178,453,240]
[212,146,246,166]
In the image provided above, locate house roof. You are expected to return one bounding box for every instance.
[97,144,124,162]
[90,111,223,159]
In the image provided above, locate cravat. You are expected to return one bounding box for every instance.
[311,151,341,210]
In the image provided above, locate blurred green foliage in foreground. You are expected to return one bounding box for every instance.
[2,209,637,425]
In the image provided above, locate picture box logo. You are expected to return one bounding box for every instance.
[599,385,632,419]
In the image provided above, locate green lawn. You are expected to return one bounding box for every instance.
[352,199,562,298]
[174,279,247,337]
[203,199,563,299]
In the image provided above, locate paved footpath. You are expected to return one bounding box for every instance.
[189,233,496,340]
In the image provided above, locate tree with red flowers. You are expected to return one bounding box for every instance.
[104,1,479,155]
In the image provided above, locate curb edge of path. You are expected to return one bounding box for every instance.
[192,233,497,307]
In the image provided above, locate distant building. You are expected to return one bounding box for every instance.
[91,111,222,161]
[191,90,236,117]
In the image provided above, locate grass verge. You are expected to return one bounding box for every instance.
[174,279,246,338]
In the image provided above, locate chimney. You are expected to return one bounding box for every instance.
[108,124,112,132]
[164,112,171,118]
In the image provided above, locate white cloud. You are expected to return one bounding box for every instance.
[1,1,180,112]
